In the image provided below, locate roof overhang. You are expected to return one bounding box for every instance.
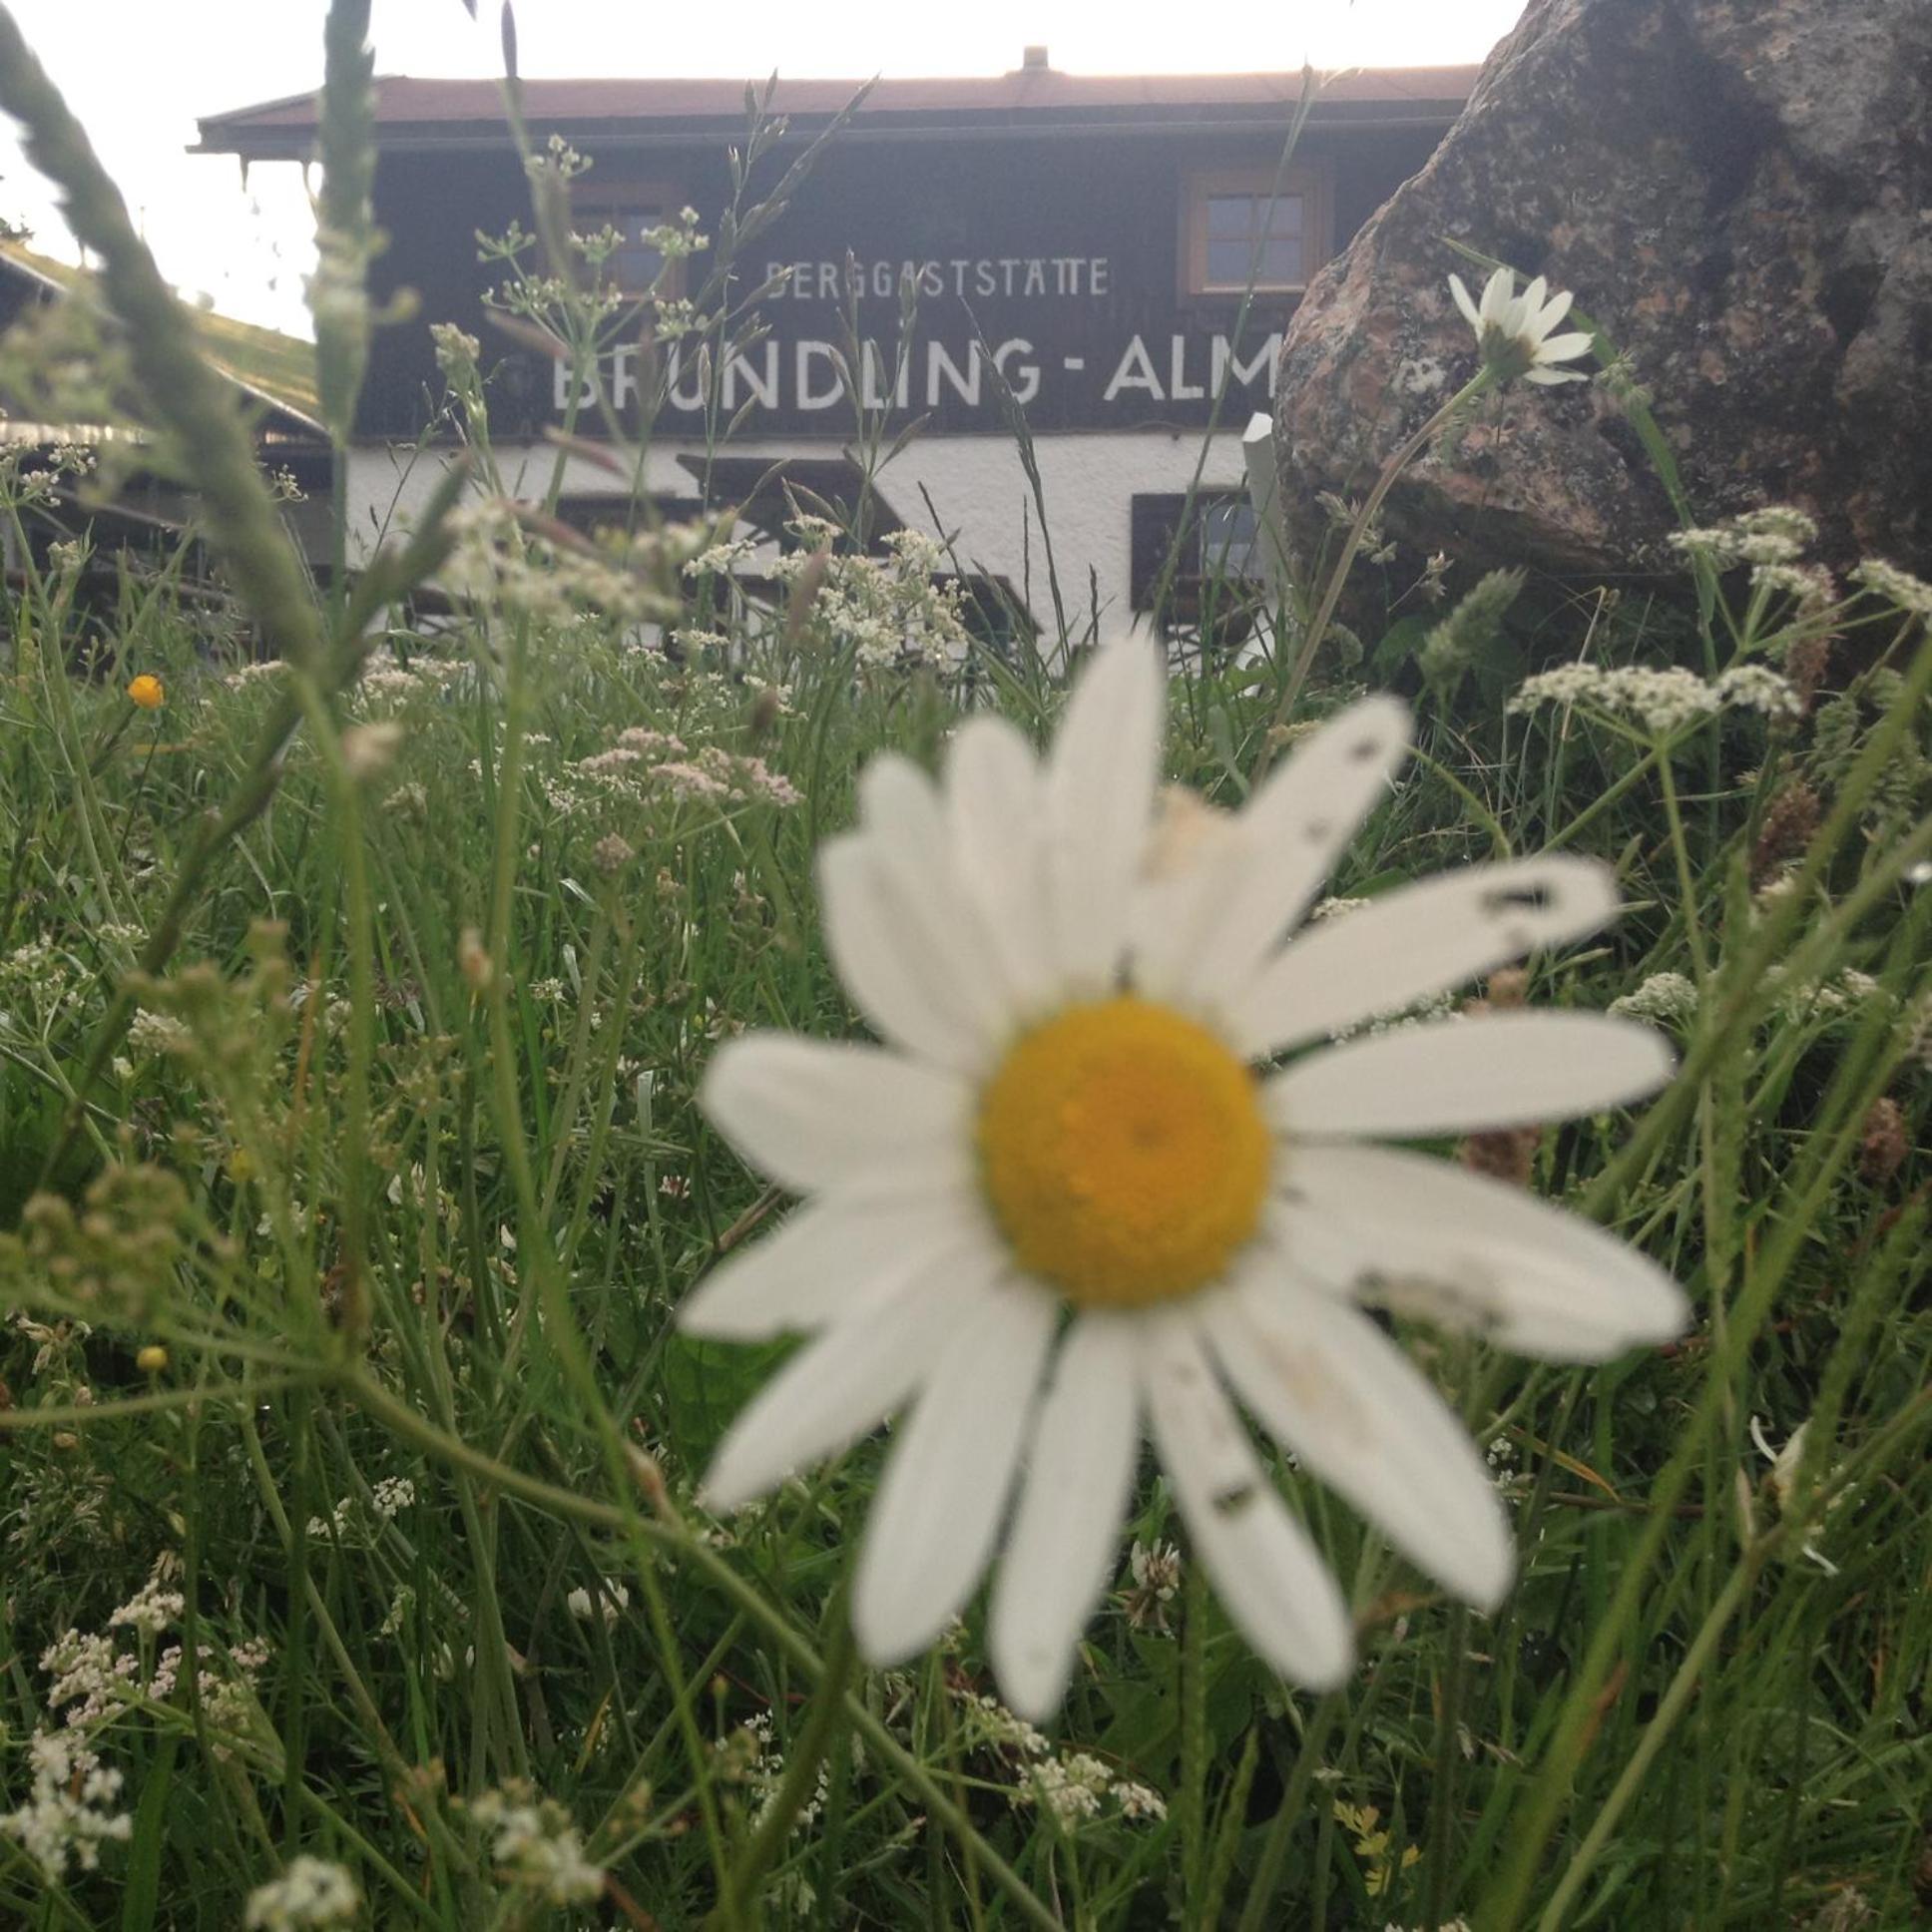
[196,67,1480,162]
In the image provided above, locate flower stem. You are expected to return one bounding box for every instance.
[1262,370,1491,761]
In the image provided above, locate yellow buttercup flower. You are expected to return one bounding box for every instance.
[127,674,166,711]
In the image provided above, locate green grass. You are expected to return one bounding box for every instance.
[0,8,1928,1927]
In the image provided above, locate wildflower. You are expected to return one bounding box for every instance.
[1,1732,132,1879]
[136,1344,168,1374]
[243,1856,360,1929]
[566,1580,632,1626]
[470,1788,604,1904]
[1610,972,1699,1028]
[370,1476,415,1519]
[1851,557,1932,621]
[1448,267,1593,385]
[1123,1539,1182,1632]
[681,646,1686,1716]
[126,674,165,711]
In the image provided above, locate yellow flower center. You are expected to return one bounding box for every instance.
[977,996,1271,1308]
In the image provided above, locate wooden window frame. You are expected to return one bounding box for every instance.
[1179,164,1332,301]
[571,178,691,300]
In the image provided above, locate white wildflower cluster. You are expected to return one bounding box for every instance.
[0,1730,133,1879]
[469,1787,605,1905]
[1768,967,1887,1026]
[728,1712,833,1835]
[1023,1752,1168,1829]
[1667,506,1818,569]
[956,1695,1167,1829]
[224,659,290,690]
[565,1578,631,1626]
[569,726,800,814]
[1508,662,1800,734]
[1485,1436,1525,1498]
[309,1476,413,1540]
[243,1856,361,1929]
[1851,557,1932,621]
[437,499,687,628]
[683,536,757,579]
[353,657,464,708]
[108,1569,186,1637]
[127,1007,192,1058]
[772,522,973,668]
[1609,972,1699,1028]
[1751,562,1837,614]
[370,1476,416,1518]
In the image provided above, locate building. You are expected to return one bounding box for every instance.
[195,56,1475,647]
[0,240,330,591]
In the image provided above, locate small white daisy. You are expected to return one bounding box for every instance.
[1449,266,1595,386]
[683,645,1686,1718]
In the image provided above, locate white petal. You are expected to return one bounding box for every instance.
[1141,696,1412,1013]
[818,833,990,1073]
[1226,855,1622,1058]
[1534,332,1594,365]
[1520,275,1549,320]
[702,1033,973,1194]
[1529,287,1576,338]
[1045,641,1164,993]
[1449,272,1481,331]
[1203,1262,1514,1609]
[1281,1143,1689,1360]
[1267,1012,1675,1140]
[1523,364,1588,385]
[699,1254,993,1511]
[856,756,1019,1042]
[678,1187,989,1339]
[1141,1311,1352,1690]
[1479,265,1514,325]
[945,716,1060,1013]
[989,1313,1142,1719]
[852,1277,1058,1665]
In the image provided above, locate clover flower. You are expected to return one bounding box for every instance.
[1448,267,1594,385]
[683,645,1685,1716]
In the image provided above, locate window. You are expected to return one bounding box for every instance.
[1182,167,1328,297]
[1131,490,1271,638]
[573,185,687,299]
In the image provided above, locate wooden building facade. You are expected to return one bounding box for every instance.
[197,59,1475,643]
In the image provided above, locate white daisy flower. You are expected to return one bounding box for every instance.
[682,645,1686,1718]
[1448,266,1595,386]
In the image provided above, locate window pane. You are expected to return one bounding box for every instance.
[1207,194,1255,238]
[1206,239,1256,286]
[1259,237,1305,284]
[1260,195,1304,240]
[1201,499,1263,581]
[605,210,667,291]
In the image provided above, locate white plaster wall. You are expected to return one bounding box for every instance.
[344,429,1253,646]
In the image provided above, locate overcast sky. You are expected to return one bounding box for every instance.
[1,0,1526,338]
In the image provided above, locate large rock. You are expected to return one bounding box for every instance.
[1273,0,1932,601]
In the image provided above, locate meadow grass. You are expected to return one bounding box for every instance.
[0,6,1928,1927]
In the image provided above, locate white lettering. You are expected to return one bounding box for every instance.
[1169,334,1205,402]
[724,341,779,410]
[1211,332,1283,399]
[796,339,844,410]
[1102,334,1163,403]
[994,336,1040,406]
[927,338,981,407]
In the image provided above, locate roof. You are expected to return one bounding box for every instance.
[0,241,322,430]
[197,65,1481,158]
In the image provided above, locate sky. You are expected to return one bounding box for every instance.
[0,0,1527,339]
